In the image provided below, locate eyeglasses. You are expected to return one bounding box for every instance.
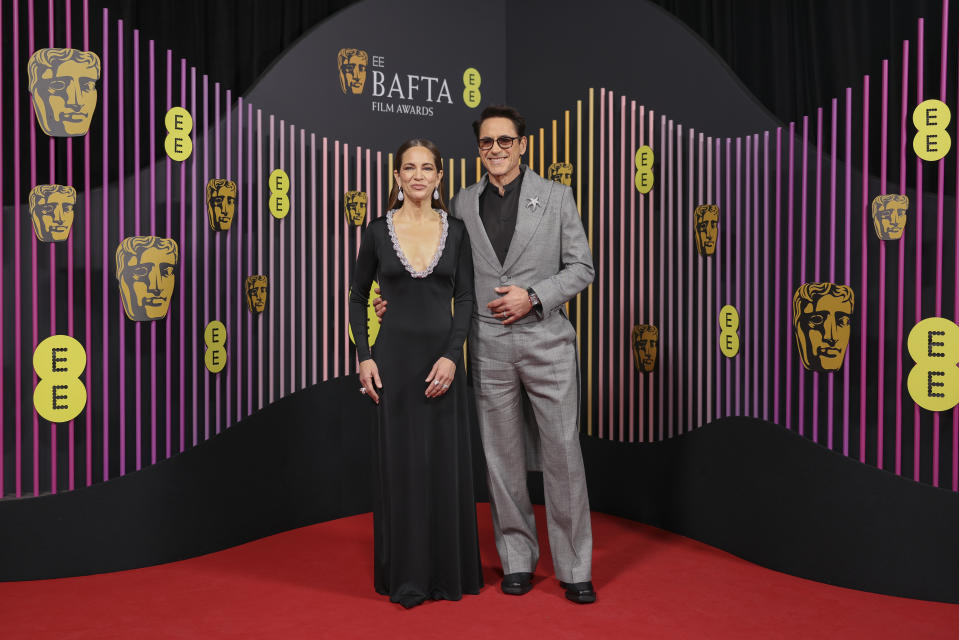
[478,136,520,151]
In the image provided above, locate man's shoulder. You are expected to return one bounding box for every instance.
[450,182,483,217]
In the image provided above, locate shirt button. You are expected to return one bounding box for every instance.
[500,275,509,283]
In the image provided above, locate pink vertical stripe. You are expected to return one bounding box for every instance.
[785,122,795,432]
[896,41,910,474]
[323,137,329,383]
[629,101,636,442]
[225,90,232,429]
[311,135,319,386]
[762,132,770,420]
[279,120,286,399]
[13,0,22,496]
[812,108,822,444]
[343,143,351,376]
[83,0,92,486]
[798,116,808,438]
[179,58,188,452]
[30,0,40,497]
[191,68,198,445]
[877,62,889,467]
[753,134,760,419]
[133,29,142,472]
[744,135,751,419]
[827,100,838,450]
[774,128,782,426]
[598,88,604,438]
[860,75,871,465]
[668,121,676,436]
[235,98,243,425]
[247,101,255,418]
[914,20,924,482]
[287,124,295,394]
[118,19,127,477]
[616,95,632,442]
[953,30,959,492]
[734,137,741,417]
[843,87,853,457]
[302,130,308,388]
[659,115,666,439]
[638,105,645,442]
[203,75,210,439]
[100,8,109,481]
[214,83,222,433]
[334,140,340,379]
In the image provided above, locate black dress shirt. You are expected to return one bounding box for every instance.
[479,167,525,265]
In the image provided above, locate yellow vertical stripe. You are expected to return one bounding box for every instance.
[565,110,571,164]
[552,119,558,164]
[575,100,583,367]
[460,157,466,189]
[529,134,534,173]
[476,157,482,183]
[388,153,394,197]
[587,88,594,436]
[448,159,455,202]
[539,128,545,176]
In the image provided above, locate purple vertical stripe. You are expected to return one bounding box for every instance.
[148,40,157,466]
[100,8,109,482]
[722,137,729,420]
[191,68,198,446]
[164,48,172,460]
[215,83,221,434]
[629,102,636,441]
[798,116,809,439]
[311,135,318,386]
[744,135,751,419]
[860,75,871,465]
[83,0,92,486]
[812,109,821,444]
[334,140,340,380]
[762,132,770,419]
[785,122,795,432]
[827,100,838,450]
[133,29,142,473]
[236,98,243,425]
[30,0,40,497]
[247,102,255,418]
[225,90,232,430]
[774,128,782,425]
[954,31,959,492]
[638,106,645,441]
[877,62,889,468]
[667,120,674,438]
[301,130,308,389]
[843,87,853,458]
[649,112,655,440]
[734,137,741,417]
[914,20,925,483]
[323,137,329,383]
[619,96,626,442]
[752,134,760,419]
[13,0,22,496]
[932,0,950,487]
[697,132,704,428]
[179,58,187,452]
[343,142,351,377]
[279,120,285,399]
[896,41,910,474]
[118,19,126,477]
[658,115,665,439]
[203,75,209,439]
[286,124,294,395]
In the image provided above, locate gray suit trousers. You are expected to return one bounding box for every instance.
[471,313,592,584]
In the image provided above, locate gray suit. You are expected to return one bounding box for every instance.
[450,167,594,583]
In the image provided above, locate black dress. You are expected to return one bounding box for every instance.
[348,210,483,608]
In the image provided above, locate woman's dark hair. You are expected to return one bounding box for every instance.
[472,104,526,139]
[387,138,447,211]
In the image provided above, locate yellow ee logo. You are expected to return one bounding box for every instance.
[634,145,654,194]
[204,320,228,374]
[348,280,382,347]
[33,335,87,423]
[912,99,952,162]
[463,68,481,109]
[719,304,740,358]
[906,317,959,412]
[269,168,290,219]
[164,106,193,162]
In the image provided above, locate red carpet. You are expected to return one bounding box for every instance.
[2,506,957,639]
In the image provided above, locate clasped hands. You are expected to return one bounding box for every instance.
[372,285,531,326]
[358,356,456,403]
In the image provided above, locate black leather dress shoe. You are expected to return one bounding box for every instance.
[560,580,597,604]
[501,572,533,595]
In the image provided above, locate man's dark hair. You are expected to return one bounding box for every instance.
[472,104,526,139]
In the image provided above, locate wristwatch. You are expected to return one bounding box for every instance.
[526,287,542,310]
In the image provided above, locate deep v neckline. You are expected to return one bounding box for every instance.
[386,209,449,278]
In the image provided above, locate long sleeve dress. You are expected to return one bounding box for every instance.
[348,210,483,608]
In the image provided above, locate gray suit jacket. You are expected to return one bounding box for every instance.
[449,166,595,324]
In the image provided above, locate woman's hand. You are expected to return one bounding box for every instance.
[359,359,382,404]
[424,357,455,398]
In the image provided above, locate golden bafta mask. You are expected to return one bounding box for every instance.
[631,324,659,373]
[28,48,101,137]
[793,282,855,373]
[337,48,368,95]
[344,190,368,226]
[28,184,76,242]
[694,204,719,256]
[245,275,268,314]
[207,179,237,232]
[871,194,909,241]
[115,236,179,322]
[548,162,573,187]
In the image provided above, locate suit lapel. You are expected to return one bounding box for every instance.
[501,167,549,272]
[459,174,502,272]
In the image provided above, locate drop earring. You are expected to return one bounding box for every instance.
[397,187,404,202]
[433,187,440,200]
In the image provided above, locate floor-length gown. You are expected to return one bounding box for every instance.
[348,209,483,608]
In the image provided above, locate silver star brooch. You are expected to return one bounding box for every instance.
[525,196,541,210]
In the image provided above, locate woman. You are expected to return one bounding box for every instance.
[349,138,483,608]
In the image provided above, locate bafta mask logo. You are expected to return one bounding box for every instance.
[28,184,76,242]
[871,194,909,241]
[344,190,368,226]
[694,204,719,256]
[548,162,573,187]
[245,275,268,314]
[115,236,179,322]
[793,282,855,373]
[207,179,237,232]
[28,48,101,137]
[631,324,659,373]
[337,48,368,95]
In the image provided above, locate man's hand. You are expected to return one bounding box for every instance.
[372,286,387,320]
[358,359,382,403]
[486,285,533,325]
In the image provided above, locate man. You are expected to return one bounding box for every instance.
[378,106,595,602]
[28,47,101,137]
[792,282,855,373]
[115,236,179,322]
[207,179,238,232]
[28,184,77,242]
